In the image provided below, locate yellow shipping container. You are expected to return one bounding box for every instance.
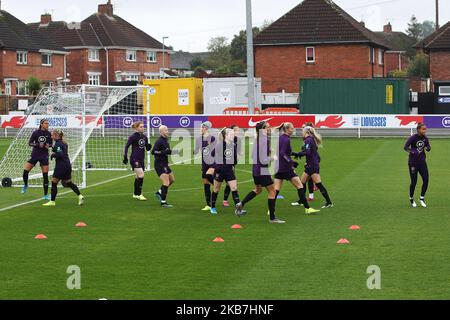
[143,78,203,115]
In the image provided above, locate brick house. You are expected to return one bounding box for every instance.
[30,1,172,86]
[254,0,391,93]
[417,21,450,83]
[375,23,416,76]
[0,10,68,97]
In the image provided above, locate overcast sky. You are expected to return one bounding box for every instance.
[2,0,448,52]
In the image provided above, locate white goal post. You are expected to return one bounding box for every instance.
[0,85,151,188]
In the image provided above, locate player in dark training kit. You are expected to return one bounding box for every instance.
[43,129,84,207]
[123,121,152,201]
[241,121,285,224]
[274,123,320,215]
[223,125,242,207]
[152,126,176,208]
[194,121,216,211]
[210,128,244,216]
[404,123,431,208]
[22,119,52,200]
[293,126,333,209]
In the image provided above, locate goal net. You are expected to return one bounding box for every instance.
[0,85,149,188]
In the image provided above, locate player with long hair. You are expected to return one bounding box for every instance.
[274,123,320,215]
[223,124,241,207]
[43,129,84,207]
[294,126,333,209]
[123,121,152,201]
[241,121,285,224]
[22,119,52,200]
[194,121,216,211]
[152,125,175,208]
[210,128,243,216]
[292,121,318,205]
[404,123,431,208]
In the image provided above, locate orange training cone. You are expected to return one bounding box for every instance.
[213,237,225,243]
[349,225,361,230]
[231,224,243,229]
[76,222,88,228]
[337,238,350,244]
[35,234,47,240]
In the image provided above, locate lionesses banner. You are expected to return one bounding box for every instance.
[1,114,450,129]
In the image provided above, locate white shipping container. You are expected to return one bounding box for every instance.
[203,78,262,114]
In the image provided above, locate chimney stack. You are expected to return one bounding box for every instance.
[40,13,52,25]
[360,21,365,28]
[98,0,113,16]
[383,22,392,33]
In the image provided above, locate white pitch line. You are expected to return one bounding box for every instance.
[0,156,256,213]
[0,173,135,213]
[0,156,204,213]
[62,179,256,199]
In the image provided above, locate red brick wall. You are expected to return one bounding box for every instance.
[385,52,411,75]
[430,51,450,82]
[1,50,65,81]
[255,44,385,93]
[0,50,65,95]
[66,48,171,85]
[108,49,170,83]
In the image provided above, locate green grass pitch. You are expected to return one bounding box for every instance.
[0,137,449,300]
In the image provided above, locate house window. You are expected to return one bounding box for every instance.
[88,74,101,86]
[378,49,384,65]
[439,86,450,96]
[306,47,315,63]
[16,81,29,96]
[145,73,160,80]
[126,50,137,62]
[125,74,140,82]
[5,81,12,95]
[17,51,28,65]
[42,53,52,66]
[88,49,100,62]
[369,47,375,64]
[147,51,157,63]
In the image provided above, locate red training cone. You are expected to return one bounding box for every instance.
[349,225,361,230]
[337,238,350,244]
[213,237,225,243]
[76,222,88,228]
[35,234,47,240]
[231,224,243,229]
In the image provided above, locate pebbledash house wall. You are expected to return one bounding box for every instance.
[0,49,65,94]
[66,48,171,85]
[255,43,385,93]
[429,51,450,82]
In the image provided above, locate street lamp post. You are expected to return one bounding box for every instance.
[162,36,169,79]
[246,0,256,114]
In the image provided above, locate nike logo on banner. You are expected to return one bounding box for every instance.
[248,118,274,127]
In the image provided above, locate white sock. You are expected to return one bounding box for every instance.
[309,194,314,199]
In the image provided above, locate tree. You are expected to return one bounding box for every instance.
[190,56,205,70]
[206,36,232,73]
[27,76,42,96]
[406,15,422,42]
[407,53,430,78]
[230,27,260,63]
[420,20,436,39]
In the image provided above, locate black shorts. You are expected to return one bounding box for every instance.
[53,166,72,181]
[131,160,145,171]
[215,167,236,183]
[155,164,172,177]
[275,170,298,181]
[253,175,274,187]
[202,165,215,179]
[304,166,320,176]
[28,157,49,167]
